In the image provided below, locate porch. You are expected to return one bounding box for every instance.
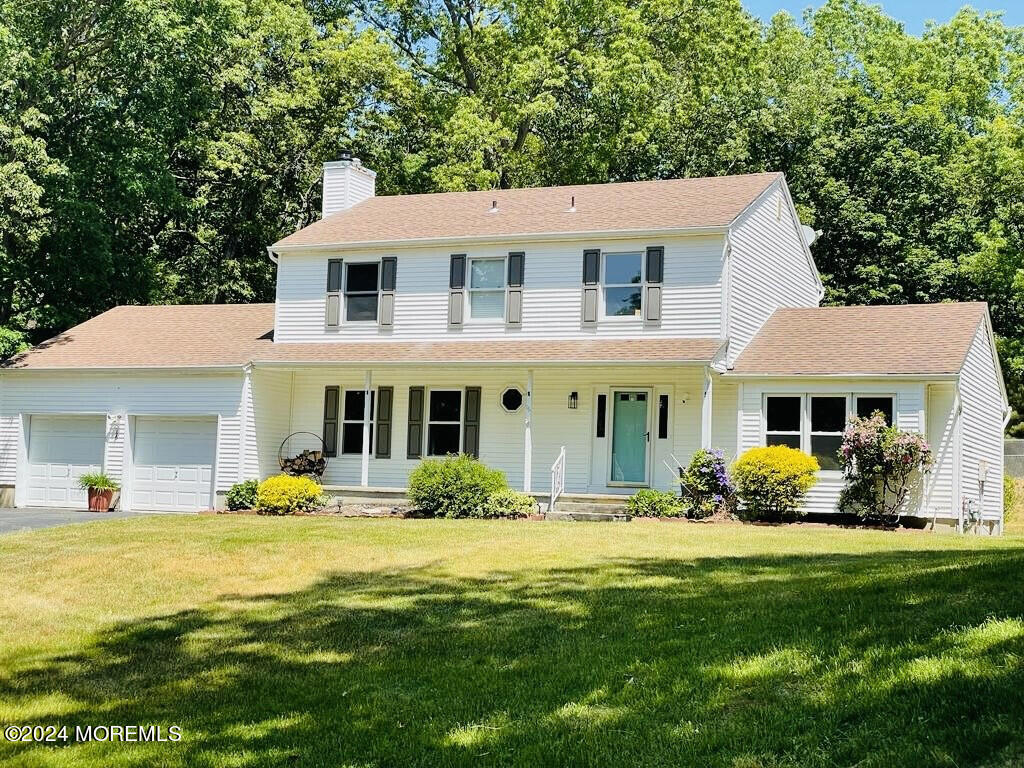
[248,362,732,499]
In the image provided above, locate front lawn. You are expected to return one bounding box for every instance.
[1,517,1023,767]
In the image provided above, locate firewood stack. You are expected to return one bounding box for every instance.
[279,449,327,478]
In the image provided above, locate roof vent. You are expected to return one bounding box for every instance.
[489,199,498,213]
[568,195,576,213]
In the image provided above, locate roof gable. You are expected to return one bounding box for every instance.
[273,173,782,249]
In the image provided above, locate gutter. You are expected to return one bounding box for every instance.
[720,372,960,381]
[248,358,716,369]
[0,365,245,375]
[266,246,279,264]
[269,225,729,254]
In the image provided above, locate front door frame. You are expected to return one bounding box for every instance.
[606,387,653,488]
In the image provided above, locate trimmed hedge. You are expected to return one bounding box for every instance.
[732,446,818,522]
[256,474,324,515]
[626,489,685,518]
[408,454,507,518]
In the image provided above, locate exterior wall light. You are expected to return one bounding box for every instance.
[568,391,578,410]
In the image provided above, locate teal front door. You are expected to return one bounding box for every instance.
[610,390,650,484]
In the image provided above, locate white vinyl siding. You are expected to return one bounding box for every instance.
[251,368,293,479]
[924,383,957,520]
[726,184,821,366]
[273,235,724,342]
[737,378,928,517]
[0,372,245,506]
[959,322,1007,529]
[273,364,705,494]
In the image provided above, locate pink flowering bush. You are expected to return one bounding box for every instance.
[838,411,932,526]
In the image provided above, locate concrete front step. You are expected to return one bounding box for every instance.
[545,510,632,522]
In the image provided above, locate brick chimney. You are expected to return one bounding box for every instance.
[322,152,376,217]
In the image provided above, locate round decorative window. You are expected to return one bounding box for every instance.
[500,387,524,413]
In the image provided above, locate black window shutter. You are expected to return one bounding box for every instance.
[379,257,396,327]
[645,246,664,324]
[323,386,340,457]
[582,249,600,325]
[596,393,607,437]
[506,251,524,325]
[463,387,481,458]
[407,386,424,459]
[658,394,669,439]
[326,259,343,327]
[449,254,466,325]
[375,386,393,458]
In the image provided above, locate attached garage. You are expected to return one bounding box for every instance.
[131,417,217,512]
[26,415,106,508]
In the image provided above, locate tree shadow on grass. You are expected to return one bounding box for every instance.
[3,548,1024,767]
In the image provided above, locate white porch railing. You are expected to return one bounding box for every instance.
[550,445,566,512]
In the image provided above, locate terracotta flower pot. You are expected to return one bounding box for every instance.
[87,488,114,512]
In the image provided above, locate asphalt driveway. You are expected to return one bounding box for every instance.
[0,507,146,534]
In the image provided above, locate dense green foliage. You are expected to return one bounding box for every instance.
[733,445,820,521]
[625,488,686,518]
[481,488,537,519]
[256,474,324,514]
[2,0,1023,425]
[226,479,259,511]
[76,472,120,491]
[407,454,507,517]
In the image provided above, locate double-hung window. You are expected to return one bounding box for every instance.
[765,396,802,449]
[468,257,505,320]
[809,396,846,471]
[603,252,643,317]
[855,395,894,425]
[345,263,379,322]
[427,390,462,455]
[341,390,375,454]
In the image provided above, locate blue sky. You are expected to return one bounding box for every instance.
[744,1,1023,34]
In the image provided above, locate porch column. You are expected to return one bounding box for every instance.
[701,367,713,450]
[361,369,372,487]
[524,369,533,493]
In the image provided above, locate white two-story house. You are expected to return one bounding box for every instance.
[0,157,1010,532]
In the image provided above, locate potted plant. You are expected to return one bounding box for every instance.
[77,472,120,512]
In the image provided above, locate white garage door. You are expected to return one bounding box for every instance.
[27,415,106,508]
[132,417,216,512]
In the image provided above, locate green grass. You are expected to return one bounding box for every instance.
[2,517,1024,767]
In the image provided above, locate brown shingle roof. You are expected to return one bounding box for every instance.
[273,173,782,248]
[729,303,988,376]
[4,304,276,369]
[4,304,722,369]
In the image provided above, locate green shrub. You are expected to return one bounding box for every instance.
[732,446,819,522]
[407,454,507,518]
[227,479,259,511]
[1006,475,1020,523]
[256,474,324,515]
[679,448,735,519]
[625,489,685,518]
[77,472,120,491]
[482,488,536,519]
[0,327,28,361]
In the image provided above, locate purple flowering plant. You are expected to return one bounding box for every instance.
[680,448,735,519]
[838,411,932,526]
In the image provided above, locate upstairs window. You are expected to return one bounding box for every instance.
[469,257,505,319]
[341,390,375,454]
[603,252,643,317]
[345,263,379,322]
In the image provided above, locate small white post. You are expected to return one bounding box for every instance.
[361,369,372,487]
[701,367,713,450]
[524,369,534,493]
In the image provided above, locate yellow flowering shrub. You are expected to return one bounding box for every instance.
[256,474,324,515]
[731,446,819,522]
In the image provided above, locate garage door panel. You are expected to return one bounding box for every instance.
[26,416,105,508]
[132,417,216,512]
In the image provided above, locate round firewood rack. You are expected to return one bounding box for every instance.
[278,432,329,479]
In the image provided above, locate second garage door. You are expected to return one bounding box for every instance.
[132,417,216,512]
